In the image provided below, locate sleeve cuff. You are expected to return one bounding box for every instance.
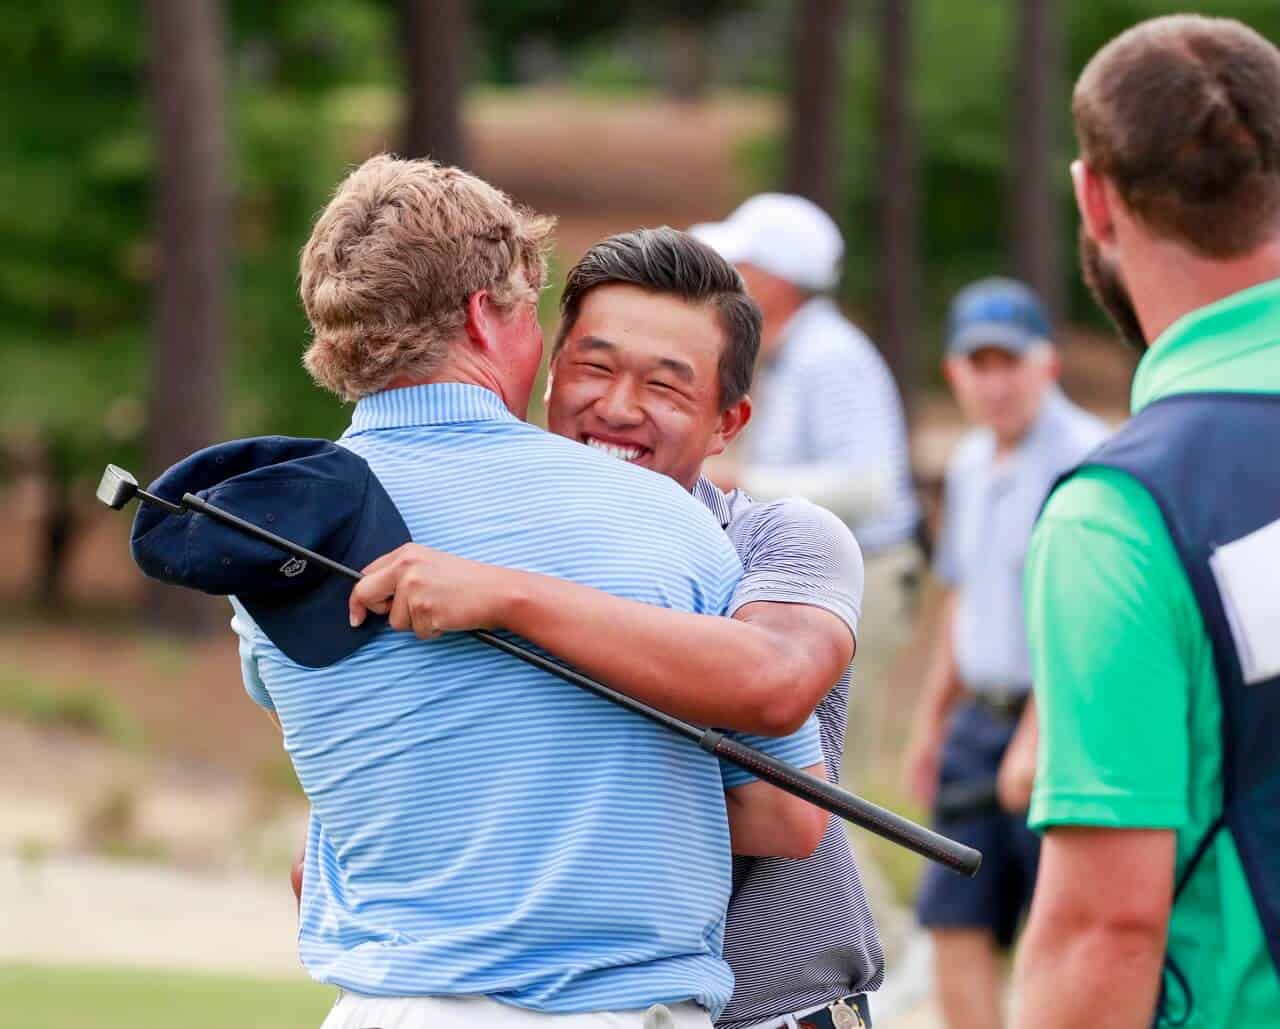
[1028,789,1187,833]
[244,680,277,713]
[720,715,824,789]
[729,587,859,648]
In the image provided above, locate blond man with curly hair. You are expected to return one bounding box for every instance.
[299,154,553,407]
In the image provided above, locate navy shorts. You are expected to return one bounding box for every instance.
[915,700,1040,947]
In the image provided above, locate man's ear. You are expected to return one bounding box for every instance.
[706,396,752,458]
[464,289,500,351]
[1072,159,1115,247]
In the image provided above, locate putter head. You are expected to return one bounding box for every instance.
[97,464,140,510]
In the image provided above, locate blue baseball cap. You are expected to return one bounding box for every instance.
[947,277,1052,357]
[130,437,410,668]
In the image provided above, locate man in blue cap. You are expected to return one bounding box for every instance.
[901,279,1108,1029]
[132,155,827,1029]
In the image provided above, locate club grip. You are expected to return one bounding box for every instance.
[706,732,982,878]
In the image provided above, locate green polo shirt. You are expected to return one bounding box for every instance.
[1026,278,1280,1028]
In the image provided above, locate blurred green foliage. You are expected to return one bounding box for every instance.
[472,0,758,84]
[830,0,1280,345]
[4,0,1280,486]
[0,1,398,486]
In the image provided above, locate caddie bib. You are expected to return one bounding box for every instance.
[1050,391,1280,1023]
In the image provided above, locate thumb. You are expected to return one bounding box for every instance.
[349,566,398,627]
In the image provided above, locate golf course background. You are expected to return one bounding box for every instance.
[1,2,1274,1027]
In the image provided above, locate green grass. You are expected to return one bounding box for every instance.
[0,964,334,1029]
[0,675,144,748]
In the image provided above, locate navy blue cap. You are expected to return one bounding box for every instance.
[947,277,1052,357]
[130,437,410,668]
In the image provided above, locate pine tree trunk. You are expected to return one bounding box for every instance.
[875,0,918,404]
[664,17,710,103]
[404,0,468,166]
[147,0,227,633]
[1011,0,1062,323]
[784,0,849,214]
[38,472,74,609]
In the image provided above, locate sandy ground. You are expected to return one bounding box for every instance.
[0,854,304,978]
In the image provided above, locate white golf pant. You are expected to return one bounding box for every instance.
[321,992,713,1029]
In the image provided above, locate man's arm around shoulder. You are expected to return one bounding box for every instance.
[725,756,831,859]
[719,498,853,858]
[347,540,853,736]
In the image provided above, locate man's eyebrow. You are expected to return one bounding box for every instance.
[572,336,696,383]
[573,336,618,355]
[654,356,696,382]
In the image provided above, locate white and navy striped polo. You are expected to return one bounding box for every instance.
[694,477,885,1029]
[746,298,919,554]
[231,384,823,1017]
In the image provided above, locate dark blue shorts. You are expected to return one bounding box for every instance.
[914,700,1040,947]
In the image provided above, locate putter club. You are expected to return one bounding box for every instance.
[99,463,982,878]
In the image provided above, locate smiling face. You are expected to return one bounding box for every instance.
[547,283,749,490]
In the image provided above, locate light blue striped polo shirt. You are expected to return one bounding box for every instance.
[231,383,822,1017]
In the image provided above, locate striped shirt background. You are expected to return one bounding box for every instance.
[746,297,919,554]
[695,478,885,1029]
[232,384,823,1018]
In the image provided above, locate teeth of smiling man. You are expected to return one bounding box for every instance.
[586,437,644,462]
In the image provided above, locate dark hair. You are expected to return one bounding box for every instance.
[1073,15,1280,257]
[553,227,762,409]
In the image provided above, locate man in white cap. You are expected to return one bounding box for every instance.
[693,195,920,776]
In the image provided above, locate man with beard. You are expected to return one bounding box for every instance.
[347,227,885,1029]
[1012,15,1280,1029]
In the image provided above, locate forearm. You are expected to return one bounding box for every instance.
[1008,694,1038,754]
[726,761,831,858]
[499,569,820,734]
[1014,914,1164,1028]
[739,463,890,525]
[914,592,964,731]
[997,693,1039,812]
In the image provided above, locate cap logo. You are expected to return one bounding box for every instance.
[280,557,308,578]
